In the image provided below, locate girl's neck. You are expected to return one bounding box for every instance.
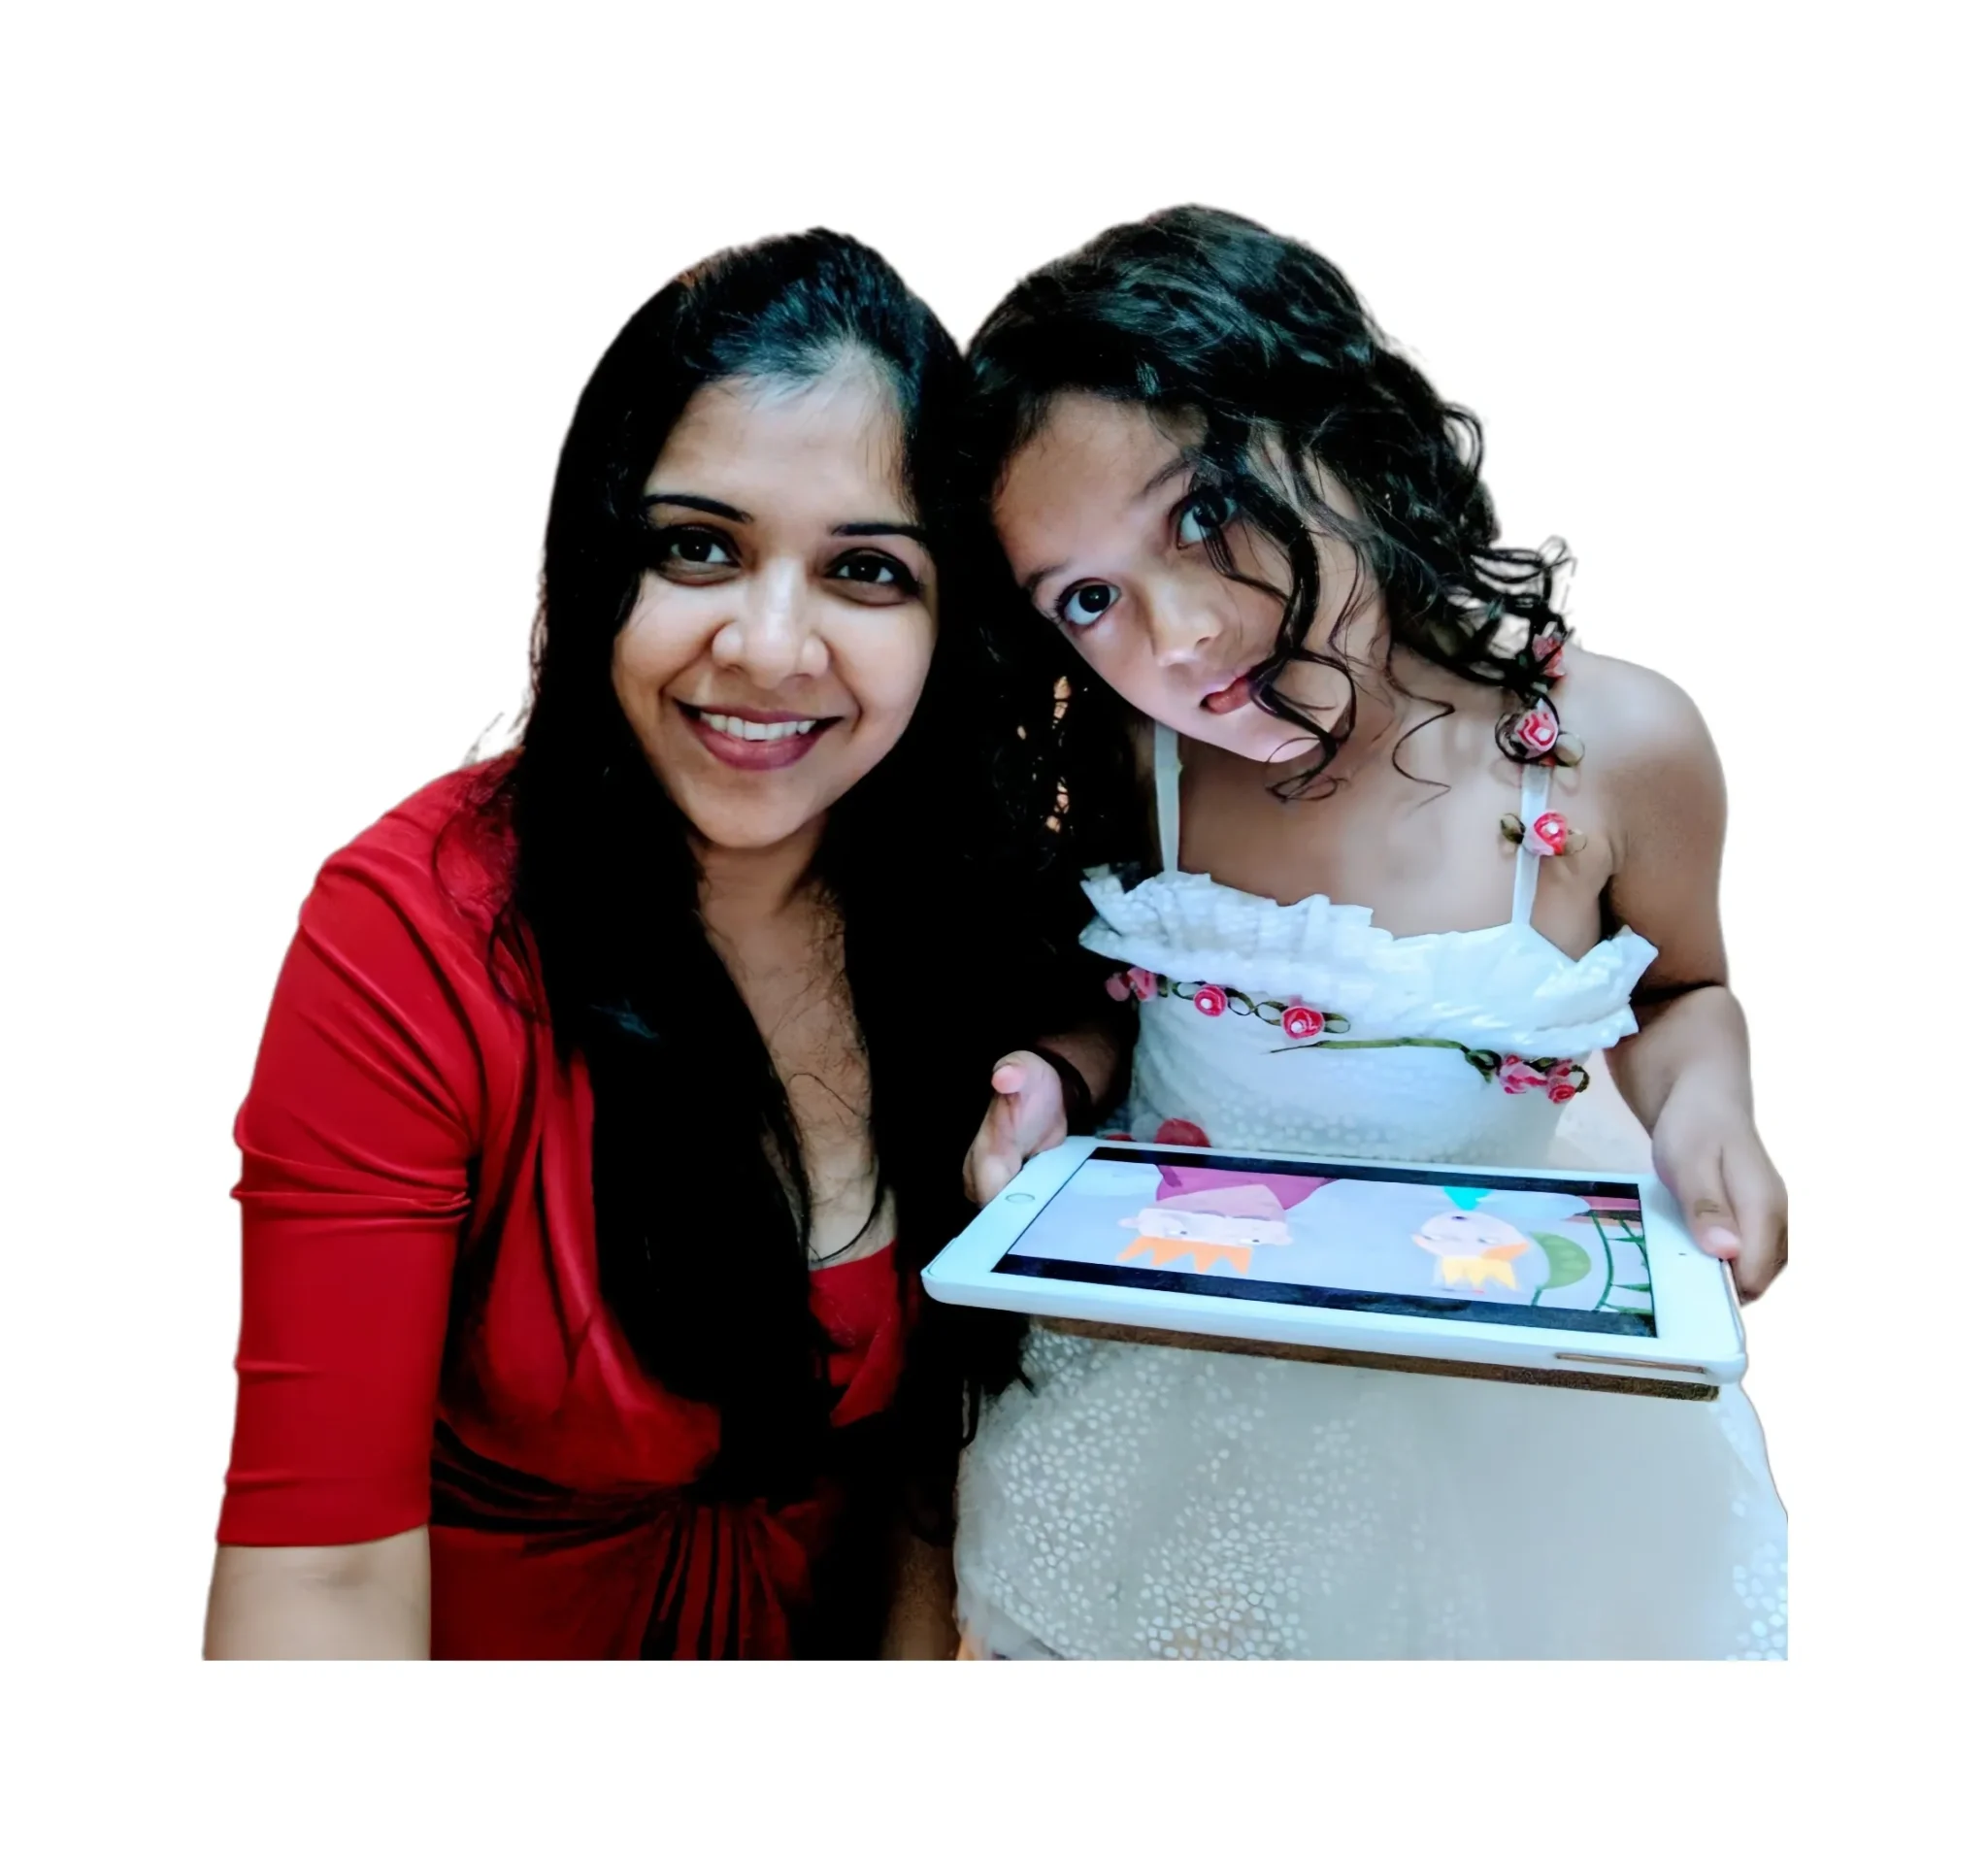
[1226,628,1508,789]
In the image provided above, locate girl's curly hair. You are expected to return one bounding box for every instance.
[964,204,1573,870]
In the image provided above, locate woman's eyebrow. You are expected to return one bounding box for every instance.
[832,520,928,543]
[643,492,751,521]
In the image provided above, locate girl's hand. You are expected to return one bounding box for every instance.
[963,1051,1068,1207]
[1649,1094,1788,1302]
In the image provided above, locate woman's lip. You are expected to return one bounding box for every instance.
[1201,672,1257,715]
[683,704,819,724]
[679,704,840,771]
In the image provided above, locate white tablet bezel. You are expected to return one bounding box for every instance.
[923,1137,1746,1389]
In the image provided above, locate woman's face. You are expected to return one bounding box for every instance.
[991,393,1373,763]
[613,360,938,853]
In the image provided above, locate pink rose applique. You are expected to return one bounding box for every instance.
[1281,1003,1327,1040]
[1193,984,1229,1017]
[1128,967,1159,1001]
[1155,1118,1211,1148]
[1497,1056,1547,1096]
[1545,1060,1586,1105]
[1533,633,1566,680]
[1498,1055,1587,1102]
[1513,706,1559,756]
[1526,811,1571,856]
[1105,972,1132,1001]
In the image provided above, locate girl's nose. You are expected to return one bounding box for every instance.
[1146,581,1224,671]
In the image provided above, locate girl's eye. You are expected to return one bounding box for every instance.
[829,550,911,589]
[1176,493,1235,548]
[657,527,739,572]
[1055,581,1119,628]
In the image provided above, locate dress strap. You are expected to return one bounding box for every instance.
[1509,759,1555,927]
[1153,724,1182,875]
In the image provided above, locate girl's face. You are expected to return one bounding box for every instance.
[991,393,1374,763]
[613,361,938,854]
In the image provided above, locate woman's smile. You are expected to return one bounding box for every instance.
[678,701,843,769]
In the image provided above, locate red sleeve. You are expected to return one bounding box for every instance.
[217,814,491,1546]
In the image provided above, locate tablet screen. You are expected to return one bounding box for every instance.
[995,1145,1658,1338]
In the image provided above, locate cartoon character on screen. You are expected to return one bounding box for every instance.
[1410,1185,1534,1293]
[1116,1166,1332,1276]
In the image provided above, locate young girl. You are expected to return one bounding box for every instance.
[954,207,1788,1659]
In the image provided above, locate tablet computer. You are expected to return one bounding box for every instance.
[922,1138,1745,1399]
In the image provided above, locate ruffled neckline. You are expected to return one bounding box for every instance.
[1079,867,1659,1052]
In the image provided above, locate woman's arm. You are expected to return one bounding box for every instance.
[205,1529,430,1660]
[207,823,482,1654]
[877,1516,960,1659]
[1596,663,1788,1301]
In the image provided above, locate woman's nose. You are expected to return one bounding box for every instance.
[710,563,831,683]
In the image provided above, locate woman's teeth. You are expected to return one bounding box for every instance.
[694,711,826,742]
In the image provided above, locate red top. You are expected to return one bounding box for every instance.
[218,769,910,1658]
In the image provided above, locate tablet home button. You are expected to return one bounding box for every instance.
[1005,1192,1036,1205]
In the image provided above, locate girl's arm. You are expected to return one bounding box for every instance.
[1597,666,1788,1301]
[964,1014,1130,1206]
[205,1530,430,1659]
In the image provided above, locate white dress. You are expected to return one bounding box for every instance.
[954,730,1789,1659]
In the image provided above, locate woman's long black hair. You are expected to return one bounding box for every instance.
[458,232,1056,1504]
[965,204,1575,873]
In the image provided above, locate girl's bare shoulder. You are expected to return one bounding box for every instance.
[1556,647,1726,866]
[1559,646,1721,791]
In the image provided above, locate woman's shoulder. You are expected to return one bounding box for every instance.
[307,759,521,975]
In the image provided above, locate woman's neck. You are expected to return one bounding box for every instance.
[696,818,828,942]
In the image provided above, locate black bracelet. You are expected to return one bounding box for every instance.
[1027,1045,1097,1136]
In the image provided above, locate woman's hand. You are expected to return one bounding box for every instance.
[963,1051,1068,1206]
[1649,1089,1788,1303]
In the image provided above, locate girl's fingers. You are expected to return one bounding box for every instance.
[1723,1141,1789,1303]
[1656,1141,1742,1266]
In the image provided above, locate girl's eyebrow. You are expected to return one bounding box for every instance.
[1022,560,1069,600]
[1021,452,1196,597]
[833,521,928,543]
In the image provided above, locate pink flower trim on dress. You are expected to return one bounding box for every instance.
[1513,706,1560,756]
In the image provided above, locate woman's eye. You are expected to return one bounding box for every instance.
[1176,493,1234,548]
[829,550,911,590]
[657,527,738,571]
[1055,582,1119,628]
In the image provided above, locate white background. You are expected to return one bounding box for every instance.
[3,0,1976,1849]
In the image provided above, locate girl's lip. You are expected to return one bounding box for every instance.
[1201,671,1257,715]
[678,703,840,771]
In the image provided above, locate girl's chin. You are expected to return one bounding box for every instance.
[1185,712,1324,766]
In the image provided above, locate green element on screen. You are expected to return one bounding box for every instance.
[1530,1231,1594,1302]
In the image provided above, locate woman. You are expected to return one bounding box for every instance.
[951,207,1787,1659]
[204,230,1094,1658]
